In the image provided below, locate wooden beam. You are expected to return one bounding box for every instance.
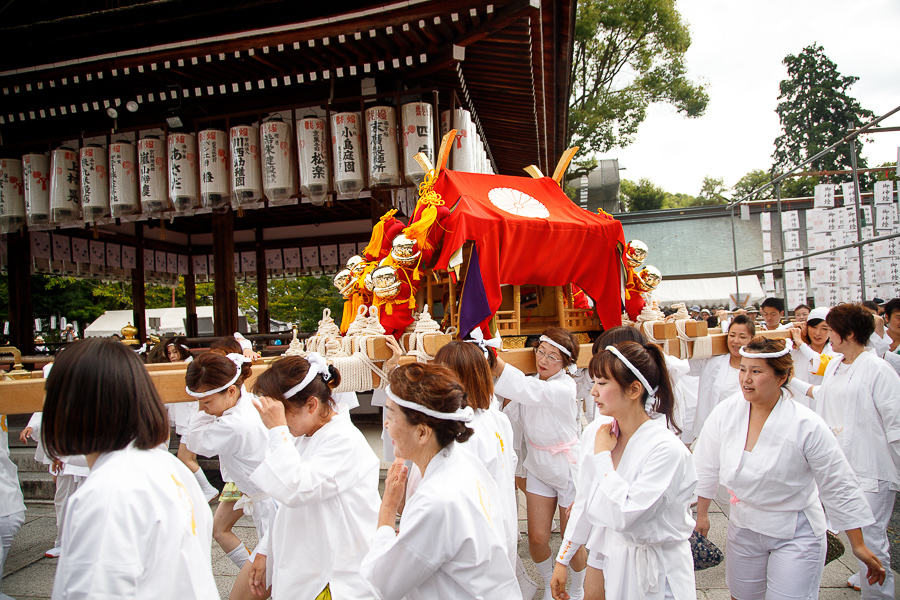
[212,210,239,336]
[453,0,539,48]
[7,230,34,357]
[132,225,147,344]
[184,269,198,339]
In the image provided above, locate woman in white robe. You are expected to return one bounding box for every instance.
[42,338,218,599]
[248,353,381,599]
[491,327,587,599]
[362,362,520,600]
[551,340,696,600]
[695,334,885,598]
[794,303,900,599]
[183,350,277,599]
[688,314,755,440]
[789,307,835,403]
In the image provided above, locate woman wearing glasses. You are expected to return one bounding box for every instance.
[492,327,588,600]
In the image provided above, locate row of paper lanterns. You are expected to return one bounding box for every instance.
[0,103,494,233]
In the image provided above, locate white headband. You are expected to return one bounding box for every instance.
[283,352,331,399]
[539,335,577,375]
[465,328,502,358]
[605,345,658,397]
[739,338,793,358]
[385,386,474,422]
[185,353,251,398]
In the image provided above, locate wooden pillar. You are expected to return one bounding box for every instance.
[132,226,147,344]
[184,254,198,338]
[255,229,269,335]
[212,211,238,336]
[555,285,566,328]
[8,230,34,356]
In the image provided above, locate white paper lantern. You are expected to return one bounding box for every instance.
[261,117,295,205]
[401,102,434,186]
[0,159,25,233]
[230,125,262,207]
[443,109,476,172]
[109,141,140,218]
[168,133,199,213]
[80,145,110,221]
[198,129,230,211]
[296,117,330,205]
[331,112,365,199]
[22,153,50,225]
[50,147,81,224]
[137,136,169,216]
[365,106,401,188]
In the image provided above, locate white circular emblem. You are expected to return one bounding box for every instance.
[487,187,549,219]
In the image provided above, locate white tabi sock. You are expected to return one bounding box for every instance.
[225,543,250,569]
[568,565,586,600]
[192,468,219,502]
[535,556,555,600]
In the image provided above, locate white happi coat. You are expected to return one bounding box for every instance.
[494,364,578,490]
[405,404,519,568]
[184,389,276,535]
[361,443,521,600]
[250,405,380,599]
[576,418,697,600]
[51,446,218,599]
[812,350,900,490]
[694,392,875,539]
[689,354,740,439]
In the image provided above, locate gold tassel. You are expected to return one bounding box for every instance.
[363,208,398,258]
[403,170,444,250]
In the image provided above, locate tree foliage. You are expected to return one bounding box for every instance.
[568,0,709,177]
[772,43,874,192]
[695,176,728,205]
[620,178,666,211]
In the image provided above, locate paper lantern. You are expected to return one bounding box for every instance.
[80,145,109,221]
[230,125,262,207]
[296,117,330,205]
[109,141,140,218]
[0,159,25,233]
[330,112,364,199]
[365,106,401,188]
[401,102,435,186]
[22,153,50,225]
[137,136,169,216]
[441,109,477,172]
[261,117,295,205]
[198,129,230,211]
[50,147,81,224]
[168,133,199,213]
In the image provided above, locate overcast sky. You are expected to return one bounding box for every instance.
[602,0,900,197]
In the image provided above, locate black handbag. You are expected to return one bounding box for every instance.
[690,531,724,570]
[825,530,845,565]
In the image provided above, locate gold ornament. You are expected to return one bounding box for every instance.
[636,265,662,291]
[372,265,401,300]
[626,240,649,269]
[390,234,421,267]
[346,255,367,277]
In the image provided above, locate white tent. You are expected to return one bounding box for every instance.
[651,275,765,310]
[84,306,223,338]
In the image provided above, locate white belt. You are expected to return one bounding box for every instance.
[615,532,668,598]
[234,491,270,517]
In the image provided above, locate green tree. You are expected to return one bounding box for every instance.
[661,191,699,209]
[567,0,709,177]
[732,169,772,202]
[772,44,874,192]
[695,176,728,205]
[620,178,667,211]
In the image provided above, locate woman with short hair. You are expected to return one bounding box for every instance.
[44,338,218,598]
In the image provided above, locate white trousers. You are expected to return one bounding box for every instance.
[54,474,83,547]
[725,512,825,600]
[0,510,24,599]
[858,481,895,600]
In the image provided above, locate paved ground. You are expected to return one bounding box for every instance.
[3,421,899,598]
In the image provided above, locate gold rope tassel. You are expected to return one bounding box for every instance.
[403,170,444,251]
[363,208,398,258]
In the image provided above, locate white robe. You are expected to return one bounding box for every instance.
[812,350,900,490]
[184,389,276,537]
[579,419,697,600]
[361,444,521,600]
[688,354,740,439]
[790,342,835,395]
[51,446,218,599]
[494,364,578,489]
[405,404,519,568]
[0,416,23,520]
[694,392,875,539]
[250,405,380,599]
